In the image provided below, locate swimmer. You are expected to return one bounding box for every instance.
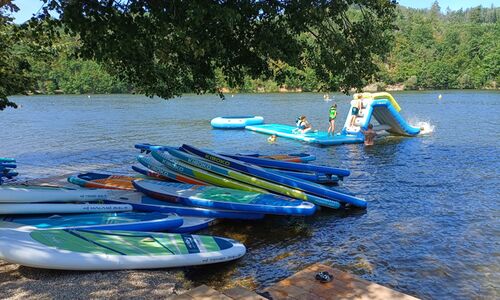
[268,134,277,143]
[361,124,376,146]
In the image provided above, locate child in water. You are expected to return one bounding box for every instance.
[361,124,376,146]
[268,134,277,143]
[327,104,337,136]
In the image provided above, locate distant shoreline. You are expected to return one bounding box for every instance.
[9,88,500,98]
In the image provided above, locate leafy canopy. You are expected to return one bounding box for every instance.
[33,0,397,99]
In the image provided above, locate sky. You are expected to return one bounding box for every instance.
[9,0,500,23]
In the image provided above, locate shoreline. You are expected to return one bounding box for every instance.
[7,88,500,99]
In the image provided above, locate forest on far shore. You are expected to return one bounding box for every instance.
[7,4,500,95]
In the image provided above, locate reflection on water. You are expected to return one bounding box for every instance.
[2,90,499,299]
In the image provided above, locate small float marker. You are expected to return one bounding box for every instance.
[438,94,442,100]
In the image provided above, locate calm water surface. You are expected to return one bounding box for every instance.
[2,91,499,299]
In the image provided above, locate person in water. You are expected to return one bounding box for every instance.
[297,115,313,134]
[268,134,277,143]
[327,103,337,136]
[361,124,376,146]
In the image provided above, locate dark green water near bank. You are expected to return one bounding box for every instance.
[3,91,499,299]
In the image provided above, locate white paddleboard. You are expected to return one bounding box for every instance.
[0,228,246,270]
[0,185,108,203]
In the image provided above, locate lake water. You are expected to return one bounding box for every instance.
[2,91,499,299]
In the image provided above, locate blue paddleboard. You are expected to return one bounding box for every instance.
[133,180,316,216]
[1,212,183,231]
[266,169,339,185]
[224,154,349,178]
[106,193,264,220]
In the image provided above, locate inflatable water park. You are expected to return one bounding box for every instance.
[233,92,421,145]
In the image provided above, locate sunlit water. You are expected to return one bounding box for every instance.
[2,91,499,299]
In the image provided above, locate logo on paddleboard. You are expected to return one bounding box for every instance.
[204,154,230,166]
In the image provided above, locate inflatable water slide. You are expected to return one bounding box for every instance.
[245,92,421,146]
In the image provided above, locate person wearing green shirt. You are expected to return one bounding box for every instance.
[327,104,337,136]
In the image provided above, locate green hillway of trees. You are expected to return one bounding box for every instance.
[14,5,500,95]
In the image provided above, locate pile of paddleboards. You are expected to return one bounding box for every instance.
[134,143,366,209]
[0,143,363,271]
[0,158,18,184]
[0,185,244,270]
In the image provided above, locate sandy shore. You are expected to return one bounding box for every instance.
[0,260,192,299]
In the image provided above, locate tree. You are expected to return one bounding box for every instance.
[1,1,60,110]
[30,0,396,102]
[0,1,25,110]
[430,1,441,19]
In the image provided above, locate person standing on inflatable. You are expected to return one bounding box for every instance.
[327,104,337,136]
[350,97,363,127]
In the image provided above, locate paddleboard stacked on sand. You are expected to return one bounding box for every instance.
[0,228,245,270]
[0,185,133,214]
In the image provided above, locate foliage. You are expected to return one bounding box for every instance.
[0,1,25,110]
[379,5,499,90]
[34,0,396,98]
[27,34,129,95]
[1,2,498,110]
